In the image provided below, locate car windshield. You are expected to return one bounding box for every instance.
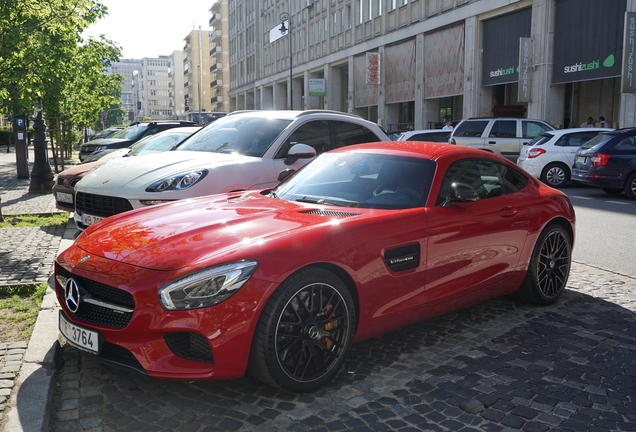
[275,152,436,209]
[580,132,615,150]
[177,116,292,157]
[108,125,149,140]
[127,133,190,156]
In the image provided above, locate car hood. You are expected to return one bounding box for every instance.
[75,192,363,271]
[58,161,101,178]
[77,151,260,192]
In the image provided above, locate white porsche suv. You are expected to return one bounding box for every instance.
[73,110,389,230]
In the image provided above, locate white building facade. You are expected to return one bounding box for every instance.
[227,0,636,132]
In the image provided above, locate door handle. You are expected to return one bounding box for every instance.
[499,206,517,217]
[488,141,497,144]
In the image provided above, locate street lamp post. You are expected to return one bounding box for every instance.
[279,12,293,110]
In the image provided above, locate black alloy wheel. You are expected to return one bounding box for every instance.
[249,267,356,392]
[515,224,572,305]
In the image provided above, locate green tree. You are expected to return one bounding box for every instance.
[0,0,108,114]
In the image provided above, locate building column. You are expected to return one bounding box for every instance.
[415,33,427,130]
[528,0,564,126]
[620,0,636,128]
[377,46,386,128]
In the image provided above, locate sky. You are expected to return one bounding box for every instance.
[82,0,215,59]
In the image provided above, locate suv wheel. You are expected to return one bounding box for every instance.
[541,163,569,188]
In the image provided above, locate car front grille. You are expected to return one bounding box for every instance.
[57,266,135,329]
[75,192,133,218]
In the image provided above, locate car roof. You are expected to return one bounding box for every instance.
[330,141,493,160]
[542,127,613,136]
[226,109,368,122]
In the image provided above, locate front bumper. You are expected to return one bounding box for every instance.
[53,246,273,380]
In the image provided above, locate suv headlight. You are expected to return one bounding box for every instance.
[145,169,208,192]
[159,261,258,310]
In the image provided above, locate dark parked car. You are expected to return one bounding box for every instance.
[571,128,636,199]
[78,120,196,161]
[88,127,123,141]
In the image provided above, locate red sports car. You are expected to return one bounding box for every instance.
[52,142,575,392]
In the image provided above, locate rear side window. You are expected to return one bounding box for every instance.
[437,159,528,205]
[559,132,601,147]
[522,121,552,138]
[409,132,451,142]
[331,121,382,147]
[529,133,552,146]
[614,136,636,150]
[489,120,517,138]
[453,120,489,137]
[581,133,614,150]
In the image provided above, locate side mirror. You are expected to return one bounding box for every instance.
[278,168,295,182]
[442,182,479,207]
[284,143,316,165]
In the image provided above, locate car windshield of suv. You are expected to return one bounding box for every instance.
[108,125,149,140]
[127,133,189,156]
[580,132,615,150]
[177,116,292,157]
[274,152,436,209]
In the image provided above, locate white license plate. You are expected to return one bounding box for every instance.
[83,213,104,226]
[56,192,73,204]
[577,156,587,164]
[59,312,100,355]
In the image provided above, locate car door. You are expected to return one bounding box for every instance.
[485,119,518,160]
[425,158,530,306]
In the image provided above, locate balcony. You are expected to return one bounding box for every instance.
[209,13,216,26]
[210,78,224,88]
[210,62,222,73]
[211,95,224,104]
[211,28,222,42]
[184,81,188,88]
[210,46,217,56]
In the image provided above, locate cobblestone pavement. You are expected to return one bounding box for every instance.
[0,343,27,417]
[51,263,636,432]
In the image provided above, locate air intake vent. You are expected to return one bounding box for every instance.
[384,244,420,272]
[301,209,359,217]
[165,332,214,364]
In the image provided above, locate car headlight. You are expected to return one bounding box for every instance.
[159,260,258,310]
[145,169,208,192]
[95,146,108,151]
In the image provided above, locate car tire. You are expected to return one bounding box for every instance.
[248,267,356,392]
[602,187,623,195]
[540,163,569,188]
[515,224,572,306]
[624,172,636,200]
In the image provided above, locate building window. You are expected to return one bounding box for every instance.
[368,0,372,21]
[391,0,396,10]
[358,0,363,24]
[378,0,382,16]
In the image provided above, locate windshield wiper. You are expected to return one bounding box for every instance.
[295,196,342,206]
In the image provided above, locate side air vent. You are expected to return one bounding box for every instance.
[301,209,359,217]
[384,244,420,272]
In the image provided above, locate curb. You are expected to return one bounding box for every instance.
[4,217,76,432]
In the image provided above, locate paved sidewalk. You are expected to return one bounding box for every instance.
[0,147,74,432]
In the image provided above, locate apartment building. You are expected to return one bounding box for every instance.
[227,0,636,132]
[209,0,231,114]
[183,28,214,124]
[109,59,142,121]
